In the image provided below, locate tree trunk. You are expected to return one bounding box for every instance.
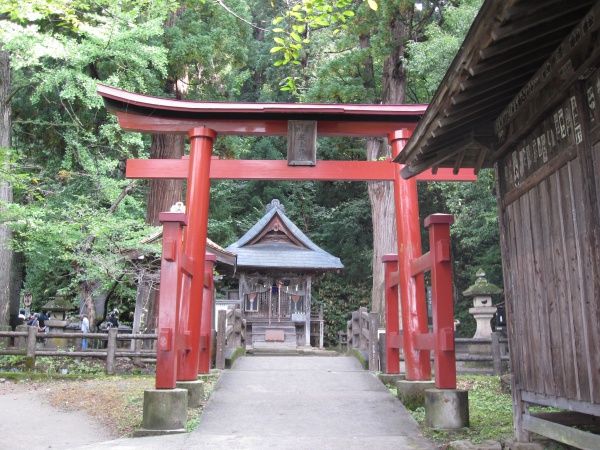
[0,49,14,326]
[367,139,398,325]
[362,17,409,325]
[80,281,98,332]
[146,134,185,225]
[132,268,159,351]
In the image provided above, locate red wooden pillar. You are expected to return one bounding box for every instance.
[156,213,187,389]
[426,214,457,389]
[389,130,431,381]
[177,127,216,381]
[383,254,401,374]
[198,254,216,374]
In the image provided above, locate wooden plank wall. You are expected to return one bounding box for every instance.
[498,80,600,412]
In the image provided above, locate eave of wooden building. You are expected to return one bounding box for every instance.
[136,231,237,270]
[395,0,597,178]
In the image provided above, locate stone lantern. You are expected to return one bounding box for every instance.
[463,269,503,339]
[42,296,74,349]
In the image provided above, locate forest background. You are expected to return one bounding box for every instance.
[0,0,501,345]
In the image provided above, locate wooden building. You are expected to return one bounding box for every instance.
[396,1,600,448]
[225,199,343,350]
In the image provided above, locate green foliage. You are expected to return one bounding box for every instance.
[419,170,503,337]
[0,0,168,310]
[0,354,25,367]
[162,0,253,100]
[404,0,483,103]
[1,0,500,350]
[270,0,377,94]
[0,354,105,374]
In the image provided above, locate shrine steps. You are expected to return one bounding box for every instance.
[249,320,299,351]
[247,347,301,356]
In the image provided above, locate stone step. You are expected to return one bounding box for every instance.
[251,341,298,351]
[252,334,297,346]
[247,348,301,356]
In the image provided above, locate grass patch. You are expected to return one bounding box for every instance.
[429,376,514,445]
[389,375,514,446]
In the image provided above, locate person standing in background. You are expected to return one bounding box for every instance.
[16,310,26,326]
[107,311,119,328]
[80,314,90,349]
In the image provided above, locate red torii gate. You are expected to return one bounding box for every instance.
[97,84,475,389]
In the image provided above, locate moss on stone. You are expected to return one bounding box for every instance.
[348,349,367,369]
[225,347,245,369]
[462,269,502,297]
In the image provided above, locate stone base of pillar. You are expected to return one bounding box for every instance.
[425,388,469,429]
[397,379,435,410]
[134,388,188,436]
[176,380,205,408]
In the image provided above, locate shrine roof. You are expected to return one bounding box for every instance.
[96,84,427,137]
[225,200,343,271]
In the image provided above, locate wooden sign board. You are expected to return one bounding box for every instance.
[498,86,583,204]
[287,120,317,166]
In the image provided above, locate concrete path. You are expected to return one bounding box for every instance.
[75,355,435,450]
[0,381,112,450]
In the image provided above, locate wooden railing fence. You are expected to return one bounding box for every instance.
[215,307,246,369]
[340,325,510,376]
[0,327,157,375]
[346,307,379,371]
[453,333,510,376]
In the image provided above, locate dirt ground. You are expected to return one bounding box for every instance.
[0,378,115,450]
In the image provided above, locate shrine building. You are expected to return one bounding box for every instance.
[224,199,343,350]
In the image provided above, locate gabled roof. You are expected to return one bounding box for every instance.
[225,199,343,271]
[395,0,596,178]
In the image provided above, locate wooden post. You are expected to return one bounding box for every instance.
[346,320,352,351]
[368,312,379,371]
[389,130,431,381]
[25,326,37,371]
[198,254,216,374]
[216,310,226,370]
[383,255,400,374]
[234,311,242,348]
[491,332,502,376]
[351,311,359,349]
[305,275,311,346]
[426,214,456,389]
[16,324,27,349]
[178,126,216,381]
[359,307,367,350]
[106,327,118,375]
[318,307,324,349]
[240,317,246,349]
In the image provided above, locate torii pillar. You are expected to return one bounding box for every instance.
[177,127,216,380]
[388,130,431,381]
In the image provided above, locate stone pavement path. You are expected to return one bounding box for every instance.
[72,355,435,450]
[184,355,435,449]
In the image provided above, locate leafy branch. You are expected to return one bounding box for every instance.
[270,0,377,94]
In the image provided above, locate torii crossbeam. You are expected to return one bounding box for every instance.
[97,84,476,390]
